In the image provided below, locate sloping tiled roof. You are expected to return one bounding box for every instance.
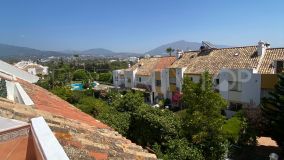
[258,48,284,74]
[7,80,156,160]
[126,57,160,76]
[170,46,260,75]
[169,51,199,68]
[154,56,176,71]
[18,79,108,129]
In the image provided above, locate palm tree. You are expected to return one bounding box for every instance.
[166,47,175,56]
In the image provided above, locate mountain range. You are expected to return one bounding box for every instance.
[0,44,67,60]
[0,40,230,59]
[145,40,229,55]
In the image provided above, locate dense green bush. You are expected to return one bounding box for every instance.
[97,72,112,83]
[164,139,204,160]
[98,111,131,136]
[128,105,181,146]
[113,91,144,112]
[73,69,89,81]
[222,116,242,143]
[51,86,73,101]
[77,97,109,116]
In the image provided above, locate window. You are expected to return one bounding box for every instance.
[215,79,219,85]
[139,77,142,82]
[127,78,131,83]
[156,80,161,86]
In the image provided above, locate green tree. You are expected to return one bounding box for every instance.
[98,72,112,83]
[166,47,175,56]
[262,73,284,146]
[181,72,228,160]
[164,139,204,160]
[128,105,181,146]
[73,69,89,81]
[114,91,144,112]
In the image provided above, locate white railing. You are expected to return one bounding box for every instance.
[31,117,69,160]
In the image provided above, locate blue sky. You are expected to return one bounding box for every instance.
[0,0,284,53]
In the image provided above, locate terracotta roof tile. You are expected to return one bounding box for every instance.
[258,48,284,74]
[169,46,260,75]
[88,151,108,160]
[126,57,160,76]
[169,51,198,68]
[154,56,176,71]
[18,79,109,129]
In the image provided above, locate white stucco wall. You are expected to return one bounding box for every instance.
[14,82,34,106]
[28,68,37,75]
[124,69,137,88]
[241,72,261,106]
[151,70,168,99]
[219,69,261,106]
[113,70,125,88]
[161,69,168,98]
[5,80,15,101]
[175,68,186,92]
[135,75,151,86]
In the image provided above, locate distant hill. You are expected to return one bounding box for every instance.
[145,40,230,55]
[63,48,142,58]
[0,40,231,60]
[0,44,67,60]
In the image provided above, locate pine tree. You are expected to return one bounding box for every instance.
[262,73,284,146]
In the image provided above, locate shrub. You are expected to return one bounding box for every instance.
[165,139,204,160]
[222,115,243,143]
[128,105,181,146]
[77,97,109,116]
[51,86,72,101]
[98,111,131,136]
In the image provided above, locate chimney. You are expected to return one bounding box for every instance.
[257,40,269,56]
[176,49,183,59]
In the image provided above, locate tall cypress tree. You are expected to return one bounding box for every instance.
[262,73,284,146]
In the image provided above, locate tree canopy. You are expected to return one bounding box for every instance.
[181,72,228,160]
[166,47,175,56]
[73,69,89,81]
[262,73,284,146]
